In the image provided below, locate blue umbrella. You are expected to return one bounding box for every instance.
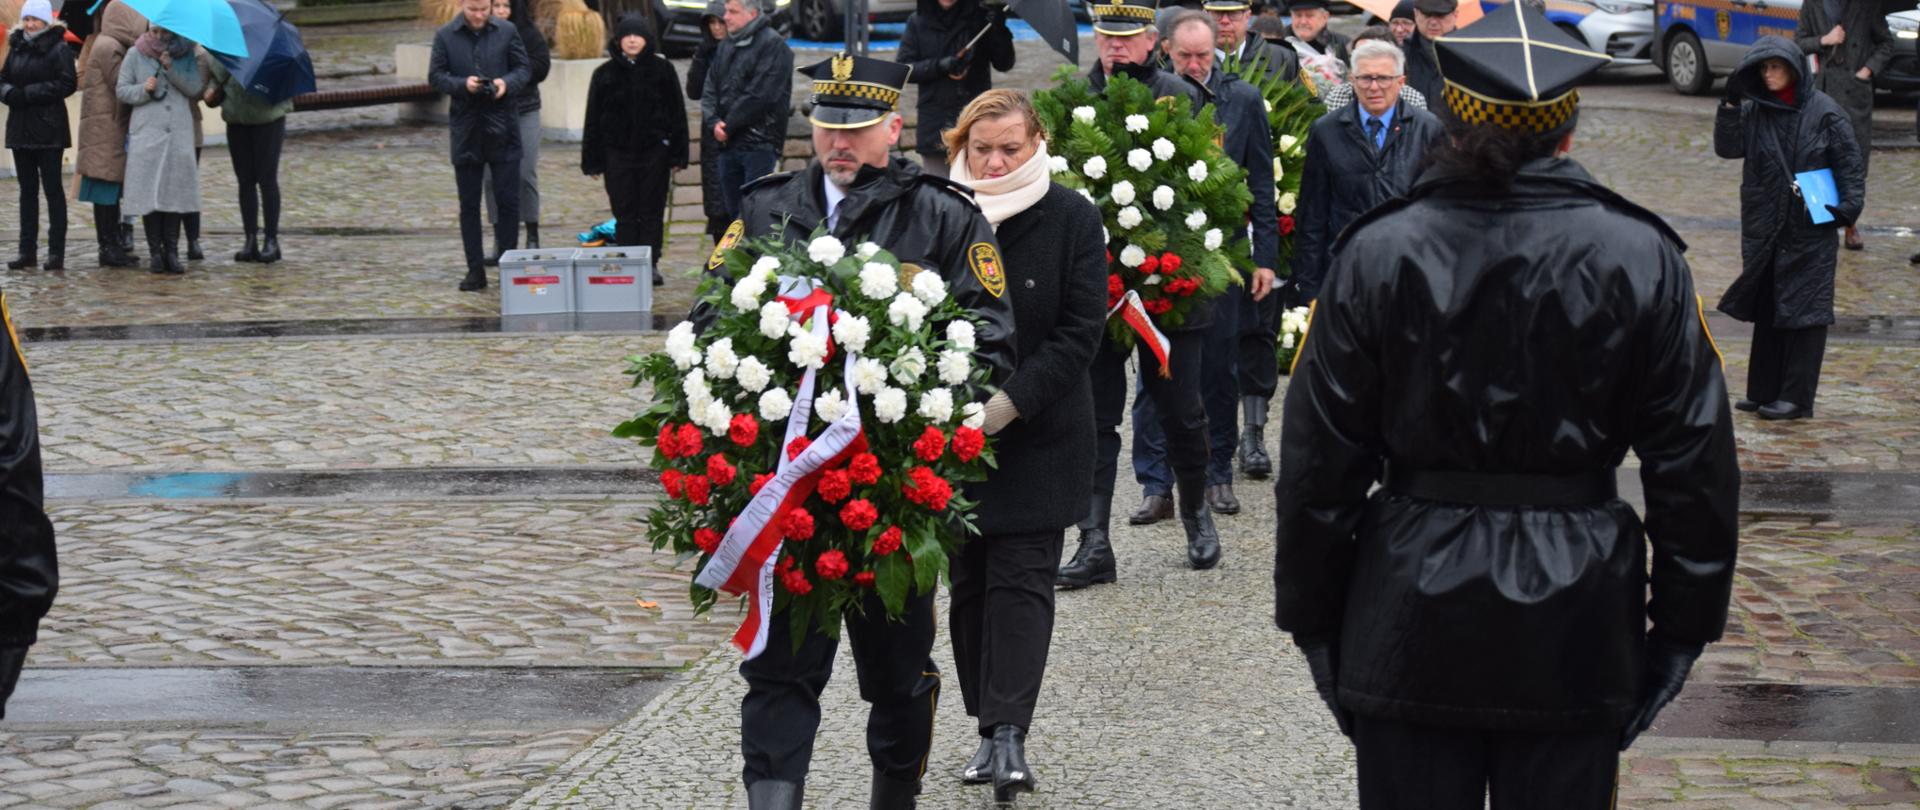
[210,0,316,104]
[110,0,250,57]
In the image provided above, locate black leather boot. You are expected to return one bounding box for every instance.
[1177,476,1221,570]
[459,264,488,292]
[525,221,540,249]
[257,235,281,264]
[7,244,35,270]
[95,206,138,267]
[184,212,204,260]
[234,231,259,262]
[42,237,63,271]
[870,773,919,810]
[160,214,186,275]
[143,216,167,275]
[1238,395,1272,478]
[1757,400,1812,420]
[989,724,1036,803]
[1056,481,1116,589]
[746,779,802,810]
[119,221,137,255]
[961,735,993,784]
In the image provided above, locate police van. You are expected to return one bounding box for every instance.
[1656,0,1920,94]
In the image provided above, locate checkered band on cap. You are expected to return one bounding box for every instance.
[1443,81,1579,133]
[1092,3,1156,21]
[1202,0,1251,10]
[809,80,902,110]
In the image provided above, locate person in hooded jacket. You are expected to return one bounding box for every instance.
[685,0,733,251]
[482,0,551,259]
[582,13,688,277]
[1794,0,1890,251]
[116,24,203,276]
[895,0,1015,177]
[0,0,78,271]
[76,0,144,269]
[1714,37,1864,422]
[0,288,58,722]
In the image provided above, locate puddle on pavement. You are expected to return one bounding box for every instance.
[4,667,670,731]
[1651,682,1920,745]
[46,467,656,501]
[22,313,671,343]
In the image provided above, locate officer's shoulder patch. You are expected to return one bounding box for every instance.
[741,170,799,194]
[967,242,1006,299]
[1,292,25,375]
[707,219,746,271]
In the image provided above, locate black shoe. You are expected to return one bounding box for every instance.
[525,221,540,249]
[484,245,504,267]
[98,214,139,266]
[7,250,36,270]
[652,269,666,286]
[870,772,919,810]
[1757,401,1812,420]
[100,238,139,267]
[1056,528,1116,589]
[42,251,62,271]
[960,736,993,784]
[186,238,204,261]
[459,266,488,292]
[1178,478,1221,570]
[257,237,281,264]
[144,217,167,275]
[1206,483,1240,515]
[162,226,186,275]
[989,724,1036,803]
[746,779,802,810]
[1909,251,1919,265]
[1239,395,1272,478]
[1735,399,1763,412]
[234,233,259,262]
[1128,494,1173,526]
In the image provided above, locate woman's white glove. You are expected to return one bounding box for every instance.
[983,391,1019,435]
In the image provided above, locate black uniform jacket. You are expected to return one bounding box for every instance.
[896,0,1016,156]
[1198,69,1280,272]
[1225,35,1300,85]
[1714,36,1864,330]
[1274,158,1740,732]
[0,292,56,649]
[427,17,532,165]
[1294,98,1442,298]
[723,156,1017,387]
[0,26,76,151]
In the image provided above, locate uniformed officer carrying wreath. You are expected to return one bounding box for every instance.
[1273,4,1741,807]
[700,52,1016,810]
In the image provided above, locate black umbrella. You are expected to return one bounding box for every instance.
[211,0,317,105]
[985,0,1079,66]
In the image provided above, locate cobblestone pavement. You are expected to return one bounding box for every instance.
[1620,743,1920,810]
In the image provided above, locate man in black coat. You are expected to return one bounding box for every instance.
[0,290,57,721]
[1207,0,1299,82]
[896,0,1016,177]
[708,52,1015,810]
[1129,9,1279,518]
[1276,6,1739,806]
[1293,38,1441,301]
[1793,0,1891,250]
[702,0,794,223]
[428,0,531,292]
[1401,0,1456,102]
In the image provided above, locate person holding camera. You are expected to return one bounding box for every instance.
[429,0,531,292]
[895,0,1015,178]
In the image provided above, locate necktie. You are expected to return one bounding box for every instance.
[1366,117,1385,151]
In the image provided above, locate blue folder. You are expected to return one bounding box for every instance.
[1796,168,1838,225]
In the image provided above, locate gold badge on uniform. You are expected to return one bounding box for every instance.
[831,52,855,81]
[708,220,745,271]
[1715,9,1731,39]
[968,243,1006,299]
[1,292,25,374]
[898,262,925,290]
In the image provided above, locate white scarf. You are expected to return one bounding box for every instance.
[951,139,1053,231]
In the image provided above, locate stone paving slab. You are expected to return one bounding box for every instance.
[30,500,730,668]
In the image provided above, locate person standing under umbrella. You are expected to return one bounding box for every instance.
[207,58,291,264]
[0,0,78,271]
[116,24,203,276]
[76,0,145,270]
[483,0,549,258]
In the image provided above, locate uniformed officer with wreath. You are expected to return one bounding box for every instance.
[701,52,1016,810]
[0,289,57,722]
[1273,4,1740,806]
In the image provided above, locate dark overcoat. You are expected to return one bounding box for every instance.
[1294,98,1441,298]
[426,16,531,166]
[0,26,77,151]
[700,13,793,154]
[896,0,1015,156]
[0,291,56,650]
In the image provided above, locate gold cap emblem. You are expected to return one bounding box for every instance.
[831,53,854,81]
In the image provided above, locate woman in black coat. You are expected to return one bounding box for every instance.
[0,2,78,270]
[683,0,731,249]
[581,13,688,277]
[1714,36,1865,421]
[946,89,1105,805]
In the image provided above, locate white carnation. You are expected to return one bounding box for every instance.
[1279,134,1299,152]
[1110,180,1136,207]
[1083,155,1107,180]
[936,350,971,386]
[1120,245,1147,267]
[664,321,701,370]
[807,234,847,266]
[731,274,768,310]
[1151,185,1175,211]
[1151,137,1175,161]
[759,301,791,339]
[873,387,909,423]
[787,328,829,371]
[890,347,927,385]
[1141,273,1163,286]
[851,357,890,394]
[1127,148,1152,172]
[961,401,985,430]
[856,241,882,259]
[832,314,872,354]
[1116,206,1143,230]
[917,388,955,423]
[1072,105,1096,124]
[1185,209,1208,229]
[751,255,781,279]
[911,272,948,306]
[757,388,794,421]
[1282,332,1296,350]
[859,262,899,299]
[735,356,772,393]
[1124,114,1149,133]
[1273,157,1285,183]
[683,368,713,407]
[945,320,977,351]
[1204,228,1223,251]
[1188,160,1209,183]
[887,293,929,332]
[1048,155,1069,174]
[1279,192,1297,215]
[814,388,849,424]
[703,337,739,380]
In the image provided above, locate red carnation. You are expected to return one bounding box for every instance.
[1105,249,1113,265]
[781,569,813,595]
[873,525,903,556]
[1159,253,1182,273]
[1177,279,1200,297]
[818,469,852,503]
[1139,255,1161,276]
[849,453,883,485]
[1279,216,1296,236]
[676,424,703,457]
[1144,298,1174,315]
[685,474,712,505]
[781,508,815,541]
[786,436,812,461]
[952,426,985,462]
[903,466,954,512]
[913,426,947,462]
[840,498,878,531]
[706,453,737,486]
[750,472,773,494]
[661,468,685,499]
[657,424,682,458]
[693,528,723,555]
[853,571,876,588]
[1108,274,1124,297]
[814,549,850,580]
[728,414,759,447]
[775,554,794,574]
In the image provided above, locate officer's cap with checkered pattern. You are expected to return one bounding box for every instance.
[1435,0,1611,133]
[800,52,913,129]
[1091,0,1158,36]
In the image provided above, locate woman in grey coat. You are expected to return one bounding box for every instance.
[115,25,203,275]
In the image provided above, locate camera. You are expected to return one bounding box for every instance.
[472,75,499,98]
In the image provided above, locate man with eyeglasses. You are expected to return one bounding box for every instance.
[1292,39,1441,303]
[1403,0,1458,102]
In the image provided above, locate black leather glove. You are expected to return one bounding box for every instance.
[0,646,27,721]
[1620,637,1704,750]
[1299,639,1353,737]
[935,56,958,75]
[1825,204,1854,227]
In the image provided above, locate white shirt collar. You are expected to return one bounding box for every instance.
[822,174,849,231]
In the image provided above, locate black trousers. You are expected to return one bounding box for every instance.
[454,159,519,271]
[1091,332,1209,510]
[740,588,941,786]
[1236,285,1280,400]
[1131,306,1240,491]
[605,146,673,260]
[228,119,286,239]
[1354,716,1620,810]
[1744,268,1829,409]
[12,148,64,254]
[949,529,1064,735]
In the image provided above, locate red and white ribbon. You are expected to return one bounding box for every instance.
[1108,289,1173,378]
[695,278,866,659]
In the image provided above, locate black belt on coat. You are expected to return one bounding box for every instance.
[1383,466,1618,508]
